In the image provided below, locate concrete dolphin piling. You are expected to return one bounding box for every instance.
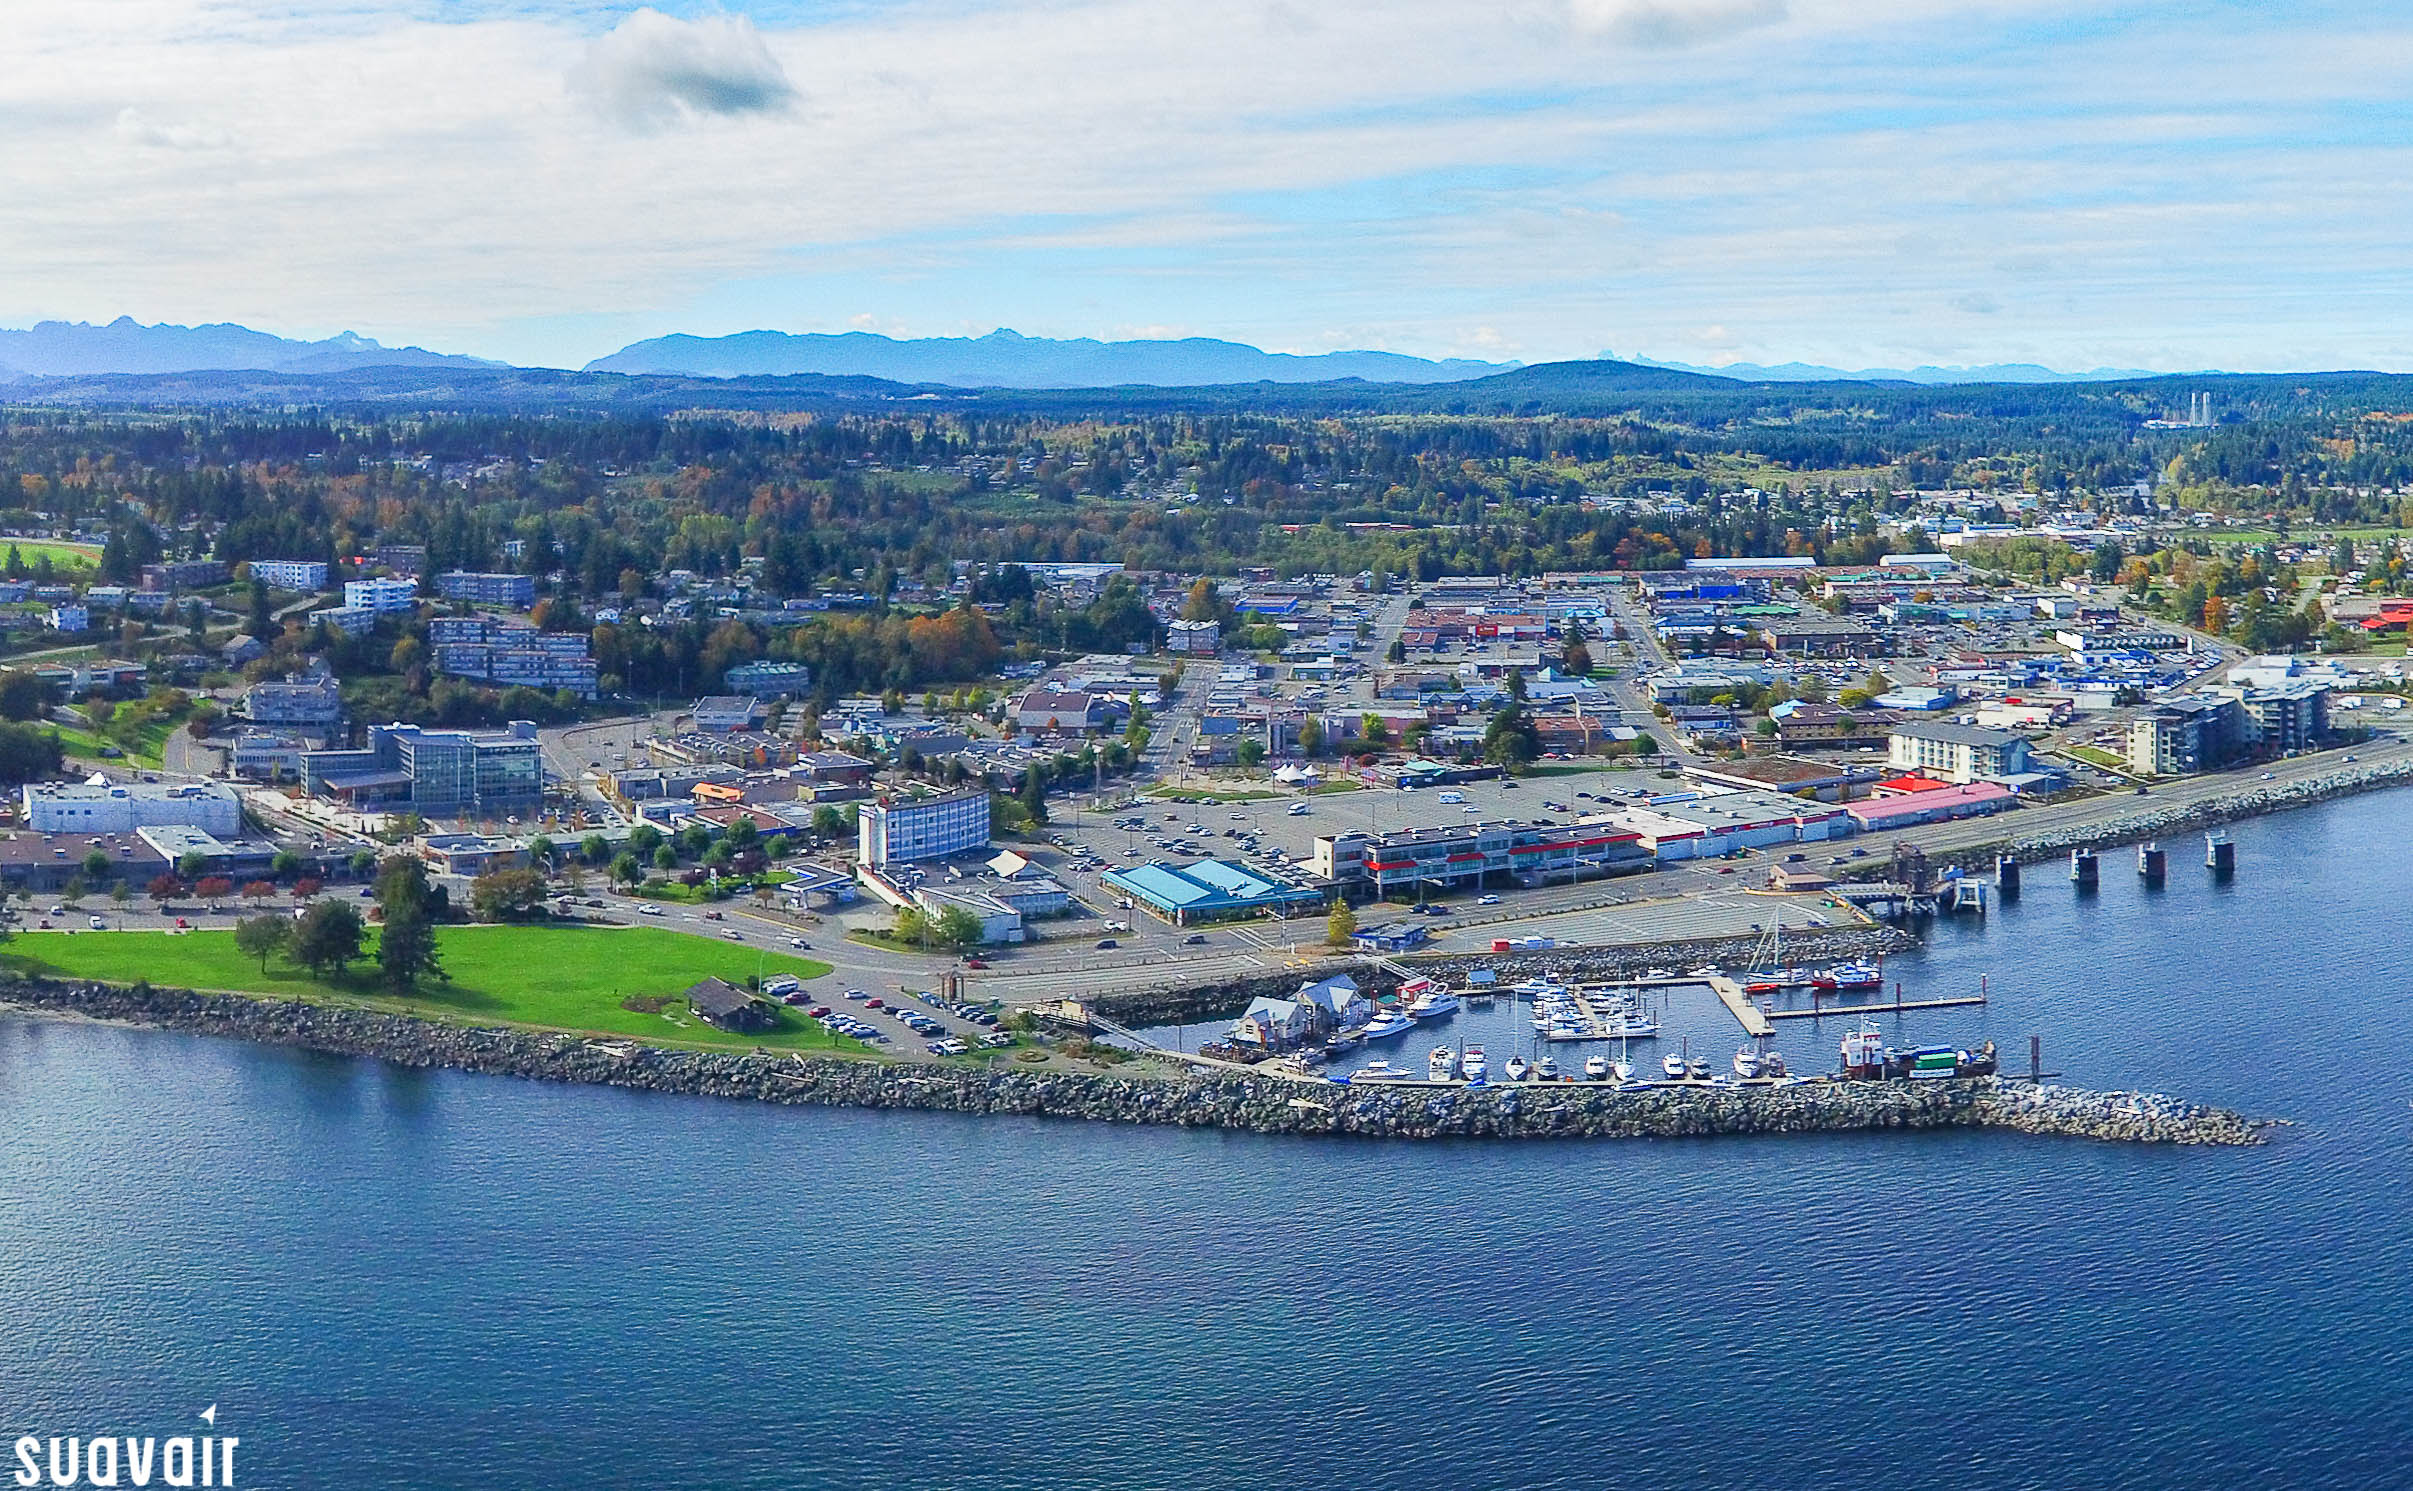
[0,978,2268,1146]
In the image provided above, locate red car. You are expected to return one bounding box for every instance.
[864,998,884,1010]
[963,958,990,969]
[807,1006,832,1019]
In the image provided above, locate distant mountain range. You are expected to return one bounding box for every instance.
[583,328,1517,386]
[0,318,499,378]
[1619,354,2184,384]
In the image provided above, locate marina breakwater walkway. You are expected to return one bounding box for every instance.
[0,978,2269,1146]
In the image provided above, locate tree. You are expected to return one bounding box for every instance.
[235,913,293,972]
[580,833,609,865]
[1018,764,1049,827]
[1236,737,1267,768]
[1298,716,1325,757]
[470,867,550,922]
[1562,637,1593,677]
[0,670,47,722]
[147,874,185,903]
[347,849,378,878]
[195,875,233,908]
[1386,636,1407,664]
[1482,703,1540,767]
[0,723,64,784]
[81,849,112,882]
[724,817,759,852]
[934,904,985,951]
[1326,899,1358,947]
[293,901,364,977]
[241,879,276,906]
[610,852,643,889]
[374,855,446,995]
[627,824,664,857]
[653,843,679,872]
[526,834,557,869]
[762,834,791,861]
[269,849,302,880]
[811,804,848,839]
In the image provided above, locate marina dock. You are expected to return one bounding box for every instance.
[1706,975,1776,1038]
[1763,994,1988,1021]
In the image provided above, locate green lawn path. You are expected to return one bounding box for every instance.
[5,923,863,1054]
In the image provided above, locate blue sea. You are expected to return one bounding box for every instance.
[4,792,2411,1489]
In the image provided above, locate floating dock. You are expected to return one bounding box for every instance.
[1764,995,1988,1021]
[1706,974,1776,1038]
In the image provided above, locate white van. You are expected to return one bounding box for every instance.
[1437,791,1465,805]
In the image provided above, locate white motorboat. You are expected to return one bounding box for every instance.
[1362,1010,1417,1041]
[1504,1054,1531,1083]
[1407,988,1461,1021]
[1427,1044,1461,1081]
[1461,1045,1488,1084]
[1733,1047,1762,1079]
[1352,1059,1415,1082]
[1583,1054,1610,1081]
[1661,1052,1687,1079]
[1595,1012,1661,1040]
[1611,1057,1635,1081]
[1687,1057,1710,1081]
[1536,1055,1561,1081]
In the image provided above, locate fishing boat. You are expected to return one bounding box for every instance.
[1504,1053,1531,1083]
[1812,959,1883,993]
[1461,1045,1488,1084]
[1406,987,1462,1021]
[1536,1055,1561,1081]
[1427,1044,1461,1081]
[1361,1010,1417,1041]
[1583,1054,1610,1081]
[1351,1059,1415,1082]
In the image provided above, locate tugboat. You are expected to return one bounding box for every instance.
[1840,1020,1888,1080]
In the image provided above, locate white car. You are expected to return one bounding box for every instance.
[1478,894,1500,905]
[638,904,663,916]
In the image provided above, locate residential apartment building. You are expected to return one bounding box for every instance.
[370,545,429,576]
[435,571,537,609]
[243,673,344,733]
[1886,721,2034,784]
[1167,619,1221,655]
[856,790,991,869]
[248,560,330,591]
[140,559,230,592]
[428,617,598,698]
[345,576,420,615]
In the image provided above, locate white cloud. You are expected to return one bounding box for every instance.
[113,106,232,150]
[1571,0,1788,49]
[568,7,796,130]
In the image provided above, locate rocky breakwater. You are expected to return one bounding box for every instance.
[2001,756,2413,866]
[0,979,2267,1145]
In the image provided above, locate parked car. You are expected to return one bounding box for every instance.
[1095,938,1118,950]
[638,904,662,916]
[963,957,989,969]
[1183,933,1207,945]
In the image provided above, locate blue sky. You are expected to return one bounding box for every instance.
[5,0,2410,371]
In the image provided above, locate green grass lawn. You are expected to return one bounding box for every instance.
[0,538,100,572]
[1150,785,1284,803]
[4,923,861,1054]
[2064,745,2126,770]
[49,717,177,767]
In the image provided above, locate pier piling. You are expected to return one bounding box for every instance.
[1995,855,2021,899]
[2137,842,2167,884]
[2070,848,2099,889]
[2206,833,2236,876]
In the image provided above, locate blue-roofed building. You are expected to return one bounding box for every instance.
[1100,858,1324,926]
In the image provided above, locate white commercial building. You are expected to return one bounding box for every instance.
[22,778,245,836]
[857,790,991,868]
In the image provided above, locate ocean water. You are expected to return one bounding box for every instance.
[4,793,2412,1489]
